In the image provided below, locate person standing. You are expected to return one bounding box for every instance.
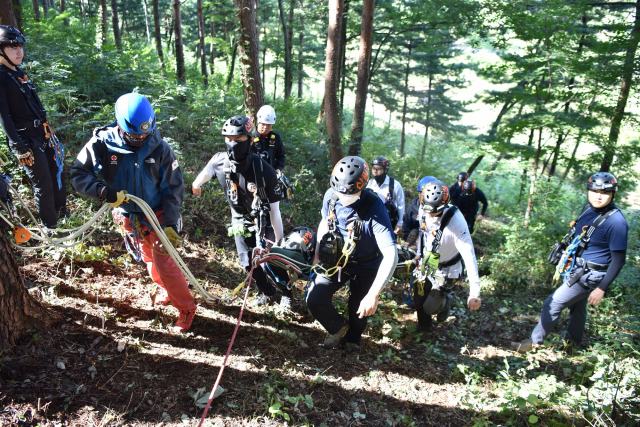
[366,156,405,238]
[449,171,468,196]
[452,179,488,234]
[71,93,197,333]
[251,105,285,175]
[402,176,436,250]
[0,25,68,229]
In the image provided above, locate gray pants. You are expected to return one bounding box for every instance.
[531,270,606,345]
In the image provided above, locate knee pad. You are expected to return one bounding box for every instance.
[422,288,445,315]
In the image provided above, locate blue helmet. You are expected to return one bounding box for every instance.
[115,93,156,135]
[417,176,436,192]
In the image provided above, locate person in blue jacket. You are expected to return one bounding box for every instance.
[515,172,628,351]
[70,93,197,333]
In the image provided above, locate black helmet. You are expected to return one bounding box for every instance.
[457,171,468,182]
[463,179,476,195]
[282,227,316,262]
[330,156,369,195]
[0,25,26,46]
[587,172,617,192]
[420,180,450,213]
[222,115,254,136]
[372,156,390,170]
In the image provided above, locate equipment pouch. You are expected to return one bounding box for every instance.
[567,267,585,286]
[547,241,567,266]
[278,173,294,203]
[420,251,440,276]
[318,231,344,267]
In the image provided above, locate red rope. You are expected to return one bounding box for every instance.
[197,250,306,425]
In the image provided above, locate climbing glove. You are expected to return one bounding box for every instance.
[164,226,183,248]
[107,190,130,208]
[17,149,34,167]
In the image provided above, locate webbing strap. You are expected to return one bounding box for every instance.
[575,208,618,259]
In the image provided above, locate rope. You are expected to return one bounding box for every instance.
[0,150,9,165]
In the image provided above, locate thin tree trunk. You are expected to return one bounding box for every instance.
[31,0,40,22]
[519,128,536,201]
[317,93,325,124]
[273,26,279,101]
[525,127,544,228]
[197,0,208,85]
[42,0,48,17]
[338,0,350,115]
[600,0,640,171]
[152,0,165,71]
[560,131,583,184]
[234,0,264,121]
[172,0,186,83]
[120,0,126,38]
[400,39,412,157]
[467,155,484,177]
[98,0,108,48]
[59,0,67,25]
[81,0,86,26]
[142,0,151,43]
[0,233,59,349]
[277,0,292,99]
[111,0,122,49]
[348,0,375,156]
[421,73,433,159]
[210,20,215,75]
[226,42,237,87]
[324,0,345,166]
[297,0,304,98]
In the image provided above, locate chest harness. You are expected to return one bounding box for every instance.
[413,206,461,295]
[224,154,271,245]
[1,65,64,190]
[548,204,618,282]
[314,189,380,279]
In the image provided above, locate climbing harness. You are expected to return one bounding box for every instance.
[44,123,65,191]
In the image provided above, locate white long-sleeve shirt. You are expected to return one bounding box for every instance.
[366,176,405,227]
[419,206,481,298]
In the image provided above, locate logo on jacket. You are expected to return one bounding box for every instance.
[145,158,156,164]
[172,160,179,170]
[110,155,118,165]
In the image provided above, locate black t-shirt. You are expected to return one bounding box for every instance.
[203,152,283,225]
[0,65,47,152]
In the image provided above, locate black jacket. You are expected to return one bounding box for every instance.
[251,131,285,171]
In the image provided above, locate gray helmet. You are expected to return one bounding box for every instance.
[330,156,370,195]
[420,180,450,213]
[372,156,390,170]
[222,115,255,136]
[587,172,617,192]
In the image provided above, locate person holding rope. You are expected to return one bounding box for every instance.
[71,93,197,333]
[192,115,285,308]
[514,172,628,352]
[307,156,398,352]
[0,25,69,231]
[412,180,481,333]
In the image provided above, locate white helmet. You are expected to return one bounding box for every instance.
[257,105,276,125]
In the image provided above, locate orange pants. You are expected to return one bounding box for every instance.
[116,210,196,312]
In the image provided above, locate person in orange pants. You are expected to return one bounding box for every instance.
[71,93,196,333]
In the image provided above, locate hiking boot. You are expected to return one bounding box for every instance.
[416,321,433,333]
[436,294,453,323]
[344,341,361,354]
[152,288,171,306]
[174,308,197,333]
[279,295,292,310]
[510,339,533,353]
[57,208,72,220]
[252,293,274,307]
[323,324,349,349]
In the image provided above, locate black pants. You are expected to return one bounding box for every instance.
[20,136,67,228]
[234,225,277,296]
[464,214,476,234]
[413,277,435,327]
[266,264,293,297]
[305,266,377,345]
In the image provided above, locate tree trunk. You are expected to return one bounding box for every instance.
[297,0,304,98]
[317,93,325,124]
[31,0,40,22]
[209,20,216,75]
[197,0,208,85]
[347,0,374,156]
[467,155,484,177]
[142,0,151,43]
[59,0,67,25]
[600,0,640,172]
[152,0,165,71]
[519,127,536,201]
[560,131,583,184]
[421,73,433,159]
[226,41,238,87]
[0,233,58,349]
[120,0,126,38]
[111,0,122,49]
[277,0,291,99]
[524,127,544,228]
[42,0,48,17]
[172,0,186,83]
[0,0,18,26]
[548,131,568,176]
[234,0,264,121]
[98,0,108,48]
[338,0,350,116]
[80,0,86,26]
[324,0,345,166]
[400,39,412,157]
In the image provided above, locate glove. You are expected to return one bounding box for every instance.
[17,149,34,167]
[164,226,182,248]
[107,190,129,208]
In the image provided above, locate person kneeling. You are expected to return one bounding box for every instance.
[412,180,481,333]
[306,156,398,352]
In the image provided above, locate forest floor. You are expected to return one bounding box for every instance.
[0,214,592,427]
